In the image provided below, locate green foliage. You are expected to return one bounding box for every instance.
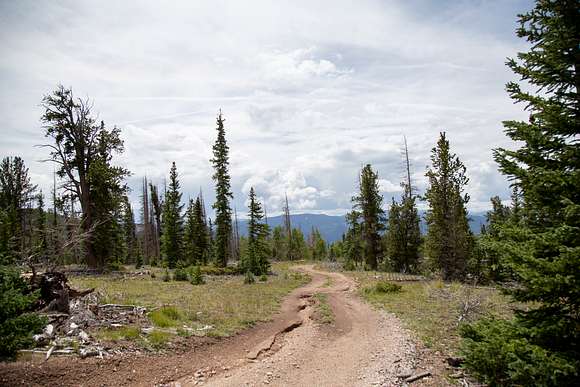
[162,269,171,282]
[149,306,182,327]
[135,253,143,269]
[461,319,578,386]
[210,111,233,268]
[41,86,129,269]
[424,132,473,281]
[161,162,183,268]
[244,271,255,284]
[0,156,37,264]
[259,274,268,282]
[240,187,270,276]
[351,164,386,270]
[462,1,580,384]
[173,266,189,281]
[363,280,402,295]
[308,228,327,261]
[189,265,205,285]
[385,185,422,273]
[183,197,208,266]
[0,266,46,359]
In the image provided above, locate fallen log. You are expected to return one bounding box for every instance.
[405,371,431,383]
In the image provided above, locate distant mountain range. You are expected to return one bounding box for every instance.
[238,212,487,243]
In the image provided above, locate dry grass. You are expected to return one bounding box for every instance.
[70,262,309,344]
[348,271,517,355]
[314,293,334,324]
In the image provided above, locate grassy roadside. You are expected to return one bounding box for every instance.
[70,262,309,348]
[347,271,517,355]
[313,293,334,324]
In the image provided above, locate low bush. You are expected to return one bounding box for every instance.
[363,280,402,295]
[460,318,578,386]
[0,266,47,359]
[189,266,205,285]
[162,269,171,282]
[173,267,188,281]
[149,306,182,327]
[259,274,268,282]
[244,271,255,284]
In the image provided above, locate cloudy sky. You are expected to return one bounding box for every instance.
[0,0,533,218]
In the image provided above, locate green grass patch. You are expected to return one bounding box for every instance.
[70,262,310,342]
[349,271,518,355]
[314,293,334,324]
[363,280,402,295]
[95,326,141,342]
[149,306,182,327]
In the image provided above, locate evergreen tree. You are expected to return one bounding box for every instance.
[270,225,286,260]
[34,191,47,261]
[122,196,136,264]
[386,182,422,273]
[462,2,580,384]
[344,209,363,269]
[184,197,207,266]
[41,87,129,269]
[161,162,183,268]
[424,132,472,280]
[241,188,270,275]
[352,164,386,270]
[0,156,37,263]
[210,111,233,267]
[309,228,327,260]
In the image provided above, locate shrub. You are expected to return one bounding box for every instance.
[149,306,182,327]
[244,271,255,284]
[0,266,47,359]
[173,267,188,281]
[162,269,171,282]
[364,280,402,295]
[189,266,204,285]
[460,318,578,386]
[259,274,268,282]
[135,254,143,269]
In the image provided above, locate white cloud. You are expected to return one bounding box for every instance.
[0,0,532,216]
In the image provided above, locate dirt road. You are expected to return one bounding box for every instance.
[0,265,446,386]
[179,265,419,387]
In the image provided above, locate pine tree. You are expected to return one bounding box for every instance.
[241,188,270,275]
[184,197,207,266]
[385,139,422,273]
[0,156,37,263]
[352,164,386,270]
[161,162,183,268]
[41,87,129,269]
[34,191,47,261]
[461,2,580,384]
[309,228,327,261]
[122,196,136,264]
[270,225,286,260]
[344,209,363,269]
[210,111,233,267]
[424,132,472,280]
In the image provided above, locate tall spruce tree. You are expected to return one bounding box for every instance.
[122,196,137,264]
[461,2,580,385]
[385,140,422,273]
[0,156,37,263]
[352,164,386,270]
[161,162,183,268]
[424,132,472,281]
[35,191,47,261]
[184,197,207,266]
[210,111,233,267]
[241,188,270,275]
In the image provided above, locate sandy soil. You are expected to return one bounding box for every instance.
[0,265,451,387]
